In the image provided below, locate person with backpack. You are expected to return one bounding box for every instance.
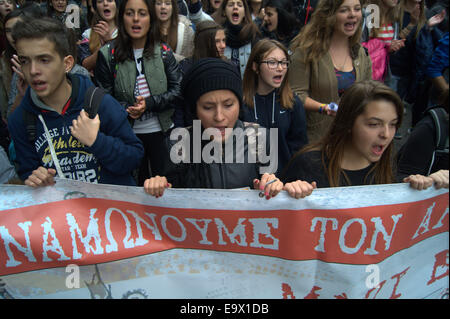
[396,90,448,184]
[7,17,144,187]
[94,0,182,186]
[281,80,448,193]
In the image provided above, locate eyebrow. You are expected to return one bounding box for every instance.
[367,117,398,122]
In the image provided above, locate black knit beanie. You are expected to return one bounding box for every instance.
[181,58,243,119]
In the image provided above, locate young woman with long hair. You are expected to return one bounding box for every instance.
[94,0,182,185]
[289,0,372,143]
[259,0,300,48]
[241,38,307,174]
[79,0,119,73]
[281,80,448,194]
[46,0,88,39]
[174,19,227,127]
[152,0,195,62]
[212,0,260,78]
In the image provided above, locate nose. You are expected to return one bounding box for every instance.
[379,124,392,139]
[30,60,40,75]
[214,107,225,122]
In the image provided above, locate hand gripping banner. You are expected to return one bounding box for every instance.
[0,179,448,299]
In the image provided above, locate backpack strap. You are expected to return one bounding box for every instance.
[427,107,449,175]
[100,43,117,79]
[84,86,106,119]
[428,108,449,151]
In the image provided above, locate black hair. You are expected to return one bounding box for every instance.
[115,0,160,63]
[12,17,72,59]
[263,0,300,39]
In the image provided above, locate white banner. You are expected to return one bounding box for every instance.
[0,179,448,299]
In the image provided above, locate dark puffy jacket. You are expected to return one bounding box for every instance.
[166,120,275,189]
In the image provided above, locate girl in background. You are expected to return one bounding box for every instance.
[174,20,227,127]
[241,39,308,175]
[79,0,118,73]
[95,0,182,185]
[46,0,88,39]
[202,0,223,16]
[213,0,260,78]
[289,0,372,143]
[259,0,300,48]
[153,0,195,62]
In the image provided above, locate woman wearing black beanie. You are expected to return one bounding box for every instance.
[143,58,316,199]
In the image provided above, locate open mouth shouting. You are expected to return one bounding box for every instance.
[31,79,48,92]
[272,74,284,85]
[344,21,358,32]
[102,9,112,19]
[131,24,142,34]
[371,144,387,157]
[231,11,242,23]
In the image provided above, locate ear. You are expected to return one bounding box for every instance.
[63,55,75,74]
[252,62,258,73]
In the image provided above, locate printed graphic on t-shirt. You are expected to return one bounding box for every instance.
[134,55,154,123]
[34,126,99,183]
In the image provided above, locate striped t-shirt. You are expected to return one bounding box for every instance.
[132,48,161,134]
[373,23,395,44]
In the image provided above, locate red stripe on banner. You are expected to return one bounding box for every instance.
[0,193,448,275]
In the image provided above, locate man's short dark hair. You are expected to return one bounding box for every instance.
[11,17,71,59]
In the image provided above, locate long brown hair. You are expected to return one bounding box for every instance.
[192,20,224,59]
[290,0,363,63]
[213,0,260,43]
[89,0,119,53]
[292,80,404,187]
[115,0,160,63]
[153,0,179,52]
[243,38,294,109]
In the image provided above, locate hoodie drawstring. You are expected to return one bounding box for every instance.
[253,92,276,125]
[272,92,275,125]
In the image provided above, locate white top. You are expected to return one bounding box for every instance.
[131,48,162,134]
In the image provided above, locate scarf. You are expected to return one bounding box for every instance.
[224,20,253,49]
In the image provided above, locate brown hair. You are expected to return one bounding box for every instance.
[192,19,224,59]
[153,0,179,52]
[290,0,363,63]
[213,0,260,43]
[292,80,404,187]
[243,38,294,109]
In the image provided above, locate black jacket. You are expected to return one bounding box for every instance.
[166,120,274,189]
[240,91,308,175]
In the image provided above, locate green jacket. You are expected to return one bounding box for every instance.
[97,42,182,133]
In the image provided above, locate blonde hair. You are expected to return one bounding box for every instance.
[399,0,426,39]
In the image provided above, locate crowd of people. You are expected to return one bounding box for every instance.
[0,0,448,199]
